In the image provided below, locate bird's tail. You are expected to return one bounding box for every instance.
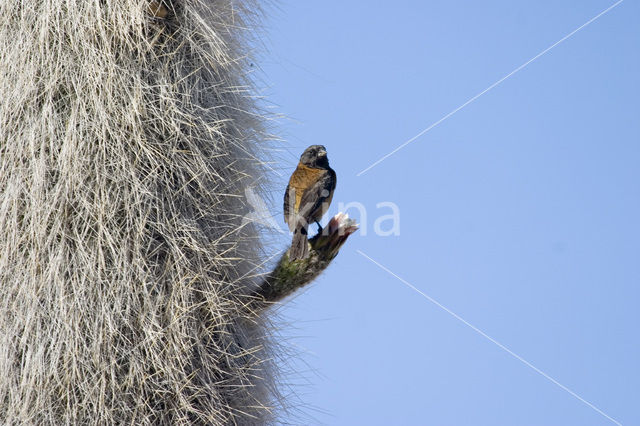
[289,226,309,260]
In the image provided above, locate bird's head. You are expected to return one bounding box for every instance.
[300,145,329,168]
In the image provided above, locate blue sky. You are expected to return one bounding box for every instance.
[259,1,639,424]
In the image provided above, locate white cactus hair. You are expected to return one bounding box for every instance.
[0,0,283,423]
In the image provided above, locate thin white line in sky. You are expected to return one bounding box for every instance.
[356,249,622,426]
[356,0,624,176]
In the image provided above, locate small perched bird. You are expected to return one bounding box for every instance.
[284,145,337,260]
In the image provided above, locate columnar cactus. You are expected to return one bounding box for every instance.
[0,1,355,424]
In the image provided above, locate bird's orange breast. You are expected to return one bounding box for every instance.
[289,163,326,212]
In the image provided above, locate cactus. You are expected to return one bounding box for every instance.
[0,1,355,424]
[258,213,359,302]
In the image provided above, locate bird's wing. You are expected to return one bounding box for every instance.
[297,170,335,223]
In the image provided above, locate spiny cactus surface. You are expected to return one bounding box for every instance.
[0,1,279,424]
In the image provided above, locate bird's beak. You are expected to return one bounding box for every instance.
[318,149,327,157]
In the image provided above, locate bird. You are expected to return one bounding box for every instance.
[284,145,337,260]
